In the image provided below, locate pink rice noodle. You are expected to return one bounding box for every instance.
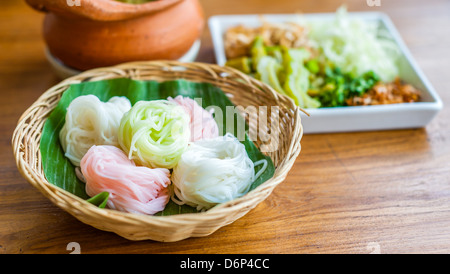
[80,145,171,215]
[168,95,219,141]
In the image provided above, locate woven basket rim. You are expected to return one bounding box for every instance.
[12,60,303,240]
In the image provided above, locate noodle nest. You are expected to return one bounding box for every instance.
[118,100,191,169]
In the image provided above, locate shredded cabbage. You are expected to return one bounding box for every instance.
[308,6,401,82]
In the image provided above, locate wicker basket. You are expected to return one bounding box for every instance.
[12,61,303,242]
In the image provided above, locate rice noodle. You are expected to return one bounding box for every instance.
[118,100,190,169]
[80,145,171,215]
[167,95,219,141]
[59,95,132,166]
[171,133,268,211]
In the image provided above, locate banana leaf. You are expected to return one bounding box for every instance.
[40,78,275,216]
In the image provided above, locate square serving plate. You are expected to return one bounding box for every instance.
[208,12,443,134]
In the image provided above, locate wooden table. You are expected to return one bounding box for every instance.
[1,0,450,254]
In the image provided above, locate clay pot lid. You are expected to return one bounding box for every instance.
[26,0,184,21]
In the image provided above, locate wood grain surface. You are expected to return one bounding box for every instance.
[1,0,450,254]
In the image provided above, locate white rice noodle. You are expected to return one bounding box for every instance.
[59,95,131,166]
[171,133,268,211]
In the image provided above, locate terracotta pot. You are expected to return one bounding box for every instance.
[26,0,204,70]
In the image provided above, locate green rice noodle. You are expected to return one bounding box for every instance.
[118,100,190,169]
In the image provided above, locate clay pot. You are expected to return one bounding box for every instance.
[26,0,204,71]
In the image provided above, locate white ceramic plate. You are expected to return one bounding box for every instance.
[208,12,442,134]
